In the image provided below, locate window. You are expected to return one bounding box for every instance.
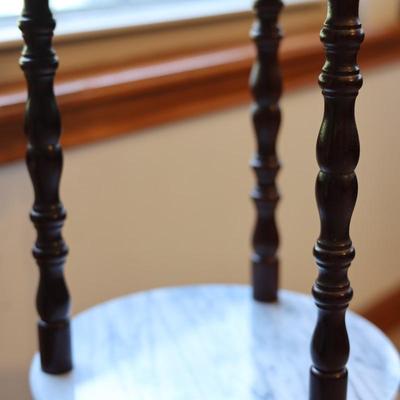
[0,1,254,37]
[1,0,255,19]
[0,0,320,42]
[0,0,327,161]
[0,0,324,87]
[1,1,143,17]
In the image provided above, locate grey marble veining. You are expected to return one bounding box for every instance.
[30,285,400,399]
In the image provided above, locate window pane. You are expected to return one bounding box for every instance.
[0,1,160,17]
[1,0,250,18]
[0,0,315,43]
[0,0,319,19]
[0,4,21,17]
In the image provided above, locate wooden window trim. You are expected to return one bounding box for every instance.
[0,24,399,165]
[362,284,400,334]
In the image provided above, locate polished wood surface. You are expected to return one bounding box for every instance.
[310,1,364,399]
[19,0,72,374]
[30,285,400,400]
[1,26,400,165]
[249,0,283,302]
[362,285,400,333]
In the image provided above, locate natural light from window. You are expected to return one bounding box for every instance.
[3,0,248,18]
[0,0,318,44]
[1,1,95,17]
[0,0,318,19]
[2,1,159,17]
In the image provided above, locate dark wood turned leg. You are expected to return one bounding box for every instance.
[19,0,73,374]
[310,0,364,398]
[310,366,347,400]
[250,0,283,303]
[38,320,72,374]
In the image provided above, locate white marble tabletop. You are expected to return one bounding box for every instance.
[30,285,400,400]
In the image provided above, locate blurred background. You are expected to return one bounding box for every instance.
[0,0,399,398]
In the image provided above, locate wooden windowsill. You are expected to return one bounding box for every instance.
[0,25,400,165]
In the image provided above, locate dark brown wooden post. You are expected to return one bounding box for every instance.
[249,0,283,302]
[19,0,72,374]
[310,1,364,398]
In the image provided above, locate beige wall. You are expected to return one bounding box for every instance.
[361,0,400,27]
[1,60,400,399]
